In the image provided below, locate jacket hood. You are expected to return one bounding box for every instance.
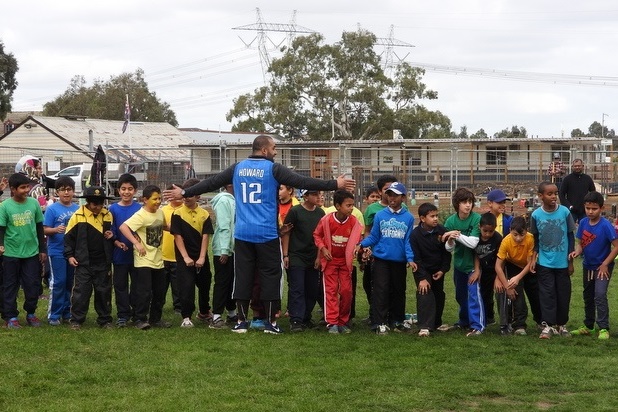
[211,191,233,208]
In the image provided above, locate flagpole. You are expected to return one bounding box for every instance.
[126,94,132,159]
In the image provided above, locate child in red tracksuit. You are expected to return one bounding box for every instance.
[313,190,362,334]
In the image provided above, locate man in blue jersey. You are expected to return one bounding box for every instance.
[163,135,355,334]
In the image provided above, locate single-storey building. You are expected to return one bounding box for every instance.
[0,115,193,185]
[179,135,611,195]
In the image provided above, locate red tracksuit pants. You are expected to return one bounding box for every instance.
[322,261,352,327]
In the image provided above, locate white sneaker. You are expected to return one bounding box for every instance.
[376,324,389,335]
[514,328,527,336]
[539,322,557,339]
[418,328,430,337]
[181,317,194,328]
[558,325,571,337]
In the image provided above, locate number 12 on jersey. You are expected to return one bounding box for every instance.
[240,182,262,204]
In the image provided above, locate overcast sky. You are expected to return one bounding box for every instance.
[3,0,618,138]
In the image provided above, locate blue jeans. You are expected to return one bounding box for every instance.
[453,269,485,331]
[48,255,74,321]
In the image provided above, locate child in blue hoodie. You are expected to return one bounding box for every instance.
[359,182,416,335]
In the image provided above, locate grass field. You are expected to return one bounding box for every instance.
[1,264,617,412]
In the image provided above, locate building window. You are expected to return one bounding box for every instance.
[211,149,221,171]
[4,122,14,134]
[290,149,303,170]
[487,146,507,165]
[406,147,421,166]
[351,149,371,166]
[551,145,570,163]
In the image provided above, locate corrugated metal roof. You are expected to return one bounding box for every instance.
[180,129,281,145]
[30,116,192,162]
[180,135,603,148]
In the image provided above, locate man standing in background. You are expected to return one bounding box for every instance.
[559,158,596,223]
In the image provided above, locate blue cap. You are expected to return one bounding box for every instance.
[385,182,407,196]
[487,189,509,203]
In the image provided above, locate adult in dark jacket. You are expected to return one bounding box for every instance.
[559,158,596,223]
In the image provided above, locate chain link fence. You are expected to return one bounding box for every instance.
[3,143,615,215]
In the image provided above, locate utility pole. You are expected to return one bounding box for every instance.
[329,102,335,140]
[602,113,609,138]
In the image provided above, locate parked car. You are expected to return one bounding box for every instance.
[48,163,128,196]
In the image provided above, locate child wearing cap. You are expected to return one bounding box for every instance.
[64,186,114,329]
[281,188,325,332]
[358,182,416,335]
[361,175,405,325]
[486,189,513,237]
[483,189,513,325]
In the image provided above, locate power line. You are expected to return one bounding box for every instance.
[410,61,618,87]
[146,54,258,86]
[146,48,249,77]
[151,62,259,89]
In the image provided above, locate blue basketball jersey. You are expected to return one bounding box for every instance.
[232,157,279,242]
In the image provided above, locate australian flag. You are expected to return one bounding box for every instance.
[122,94,130,133]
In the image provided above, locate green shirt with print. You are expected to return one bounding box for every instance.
[0,197,44,258]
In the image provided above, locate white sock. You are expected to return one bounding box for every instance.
[213,314,221,321]
[227,309,237,317]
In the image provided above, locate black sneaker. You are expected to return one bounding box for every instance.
[390,322,407,333]
[264,322,283,335]
[231,321,249,334]
[290,321,304,333]
[500,325,513,336]
[152,320,172,328]
[209,318,228,329]
[134,320,151,330]
[302,319,316,330]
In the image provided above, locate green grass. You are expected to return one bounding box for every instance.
[1,264,617,411]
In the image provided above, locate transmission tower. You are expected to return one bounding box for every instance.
[233,8,316,83]
[375,25,415,77]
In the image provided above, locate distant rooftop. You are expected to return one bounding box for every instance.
[179,128,281,145]
[2,115,193,162]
